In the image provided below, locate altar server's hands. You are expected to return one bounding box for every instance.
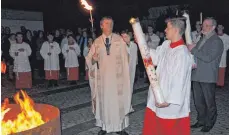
[187,44,195,51]
[156,102,170,108]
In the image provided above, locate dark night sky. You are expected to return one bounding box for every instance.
[2,0,229,32]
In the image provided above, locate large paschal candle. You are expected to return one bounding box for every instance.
[130,18,165,104]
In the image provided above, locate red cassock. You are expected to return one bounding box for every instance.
[142,107,190,135]
[45,70,59,80]
[67,67,79,81]
[16,72,32,89]
[217,67,226,87]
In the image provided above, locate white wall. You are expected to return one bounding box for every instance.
[1,9,44,33]
[1,19,44,33]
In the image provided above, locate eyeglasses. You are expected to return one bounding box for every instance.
[201,24,213,28]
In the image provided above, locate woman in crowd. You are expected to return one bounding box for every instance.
[36,30,45,79]
[84,37,93,80]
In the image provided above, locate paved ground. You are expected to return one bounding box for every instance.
[1,76,229,135]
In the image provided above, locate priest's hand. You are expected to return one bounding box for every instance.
[92,52,99,62]
[48,52,51,56]
[155,102,170,108]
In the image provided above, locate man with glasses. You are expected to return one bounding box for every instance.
[188,18,224,132]
[86,16,131,135]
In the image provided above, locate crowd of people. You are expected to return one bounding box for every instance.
[1,24,166,89]
[1,15,229,135]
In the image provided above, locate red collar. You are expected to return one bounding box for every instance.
[170,39,185,48]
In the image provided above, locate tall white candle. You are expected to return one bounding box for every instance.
[130,18,165,104]
[183,13,197,67]
[183,13,192,45]
[200,12,203,24]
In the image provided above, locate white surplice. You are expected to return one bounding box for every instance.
[147,40,192,119]
[40,41,61,70]
[146,34,160,49]
[126,42,138,94]
[9,42,32,72]
[62,43,81,68]
[85,33,131,133]
[218,34,229,68]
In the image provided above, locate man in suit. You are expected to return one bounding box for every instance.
[78,30,88,79]
[188,17,224,132]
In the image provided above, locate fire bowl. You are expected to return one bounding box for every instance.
[2,104,61,135]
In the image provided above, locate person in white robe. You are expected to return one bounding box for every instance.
[9,32,32,90]
[85,16,131,135]
[142,18,193,135]
[62,34,81,85]
[121,32,138,112]
[8,33,16,80]
[60,29,74,49]
[191,21,202,44]
[144,25,160,83]
[145,25,160,49]
[40,33,61,88]
[217,24,229,87]
[84,37,97,112]
[84,37,93,80]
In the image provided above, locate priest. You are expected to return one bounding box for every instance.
[142,18,193,135]
[86,16,131,135]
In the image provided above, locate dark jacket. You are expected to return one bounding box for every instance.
[191,33,224,83]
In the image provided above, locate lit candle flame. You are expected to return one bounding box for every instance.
[80,0,93,11]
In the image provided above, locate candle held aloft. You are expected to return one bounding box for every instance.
[183,12,192,45]
[130,18,165,104]
[183,12,197,68]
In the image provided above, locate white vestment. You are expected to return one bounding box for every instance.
[191,31,201,44]
[126,42,138,93]
[218,34,229,68]
[146,34,160,49]
[62,43,81,68]
[40,41,61,70]
[85,33,131,133]
[9,42,32,72]
[147,40,192,119]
